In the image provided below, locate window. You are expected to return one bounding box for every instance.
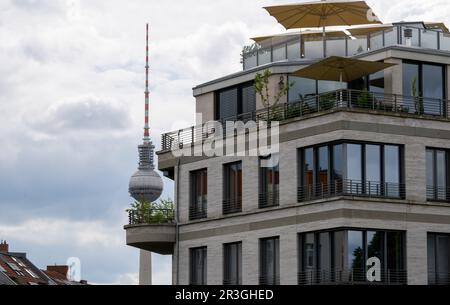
[288,76,347,103]
[7,262,20,271]
[215,82,256,121]
[348,71,384,93]
[428,233,450,285]
[298,141,404,201]
[223,162,242,214]
[223,242,242,285]
[427,149,450,201]
[259,237,280,285]
[298,229,405,285]
[190,169,208,220]
[402,61,445,116]
[259,157,279,208]
[25,268,39,279]
[190,247,207,285]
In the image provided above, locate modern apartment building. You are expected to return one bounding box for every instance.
[125,3,450,285]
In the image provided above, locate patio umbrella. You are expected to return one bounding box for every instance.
[292,56,395,87]
[264,0,382,56]
[291,56,396,102]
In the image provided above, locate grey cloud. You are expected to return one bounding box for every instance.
[31,96,132,134]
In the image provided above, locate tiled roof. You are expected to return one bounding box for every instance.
[0,250,88,285]
[0,253,48,285]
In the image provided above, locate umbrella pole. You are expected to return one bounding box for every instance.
[323,25,326,58]
[339,71,343,105]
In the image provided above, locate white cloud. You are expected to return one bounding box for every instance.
[1,0,450,285]
[0,218,122,247]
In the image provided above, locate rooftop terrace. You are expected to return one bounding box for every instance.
[242,22,450,70]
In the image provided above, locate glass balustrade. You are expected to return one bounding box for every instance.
[243,25,449,70]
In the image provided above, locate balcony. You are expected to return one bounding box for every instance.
[298,269,407,285]
[161,89,450,152]
[223,197,242,215]
[124,209,176,255]
[259,190,280,209]
[427,185,450,202]
[298,179,406,202]
[428,272,450,285]
[243,25,450,70]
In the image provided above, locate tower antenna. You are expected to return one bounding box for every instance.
[144,23,150,144]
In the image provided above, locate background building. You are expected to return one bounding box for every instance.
[0,241,88,285]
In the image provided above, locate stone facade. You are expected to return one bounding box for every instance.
[157,46,450,286]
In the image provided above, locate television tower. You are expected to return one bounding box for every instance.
[129,23,163,204]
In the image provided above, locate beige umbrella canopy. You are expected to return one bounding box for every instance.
[264,0,382,29]
[291,56,396,87]
[264,0,382,56]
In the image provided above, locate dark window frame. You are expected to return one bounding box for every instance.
[402,59,446,99]
[214,81,256,121]
[189,168,208,220]
[259,236,280,285]
[297,140,405,201]
[223,161,243,215]
[223,242,242,285]
[259,156,280,209]
[426,147,450,202]
[298,228,406,285]
[427,232,450,285]
[189,247,207,285]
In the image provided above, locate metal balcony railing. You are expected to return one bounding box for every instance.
[161,89,450,152]
[223,197,242,215]
[128,209,175,225]
[189,204,207,221]
[298,179,406,202]
[426,185,450,202]
[259,275,280,286]
[428,272,450,285]
[223,279,242,286]
[298,269,407,285]
[259,190,280,209]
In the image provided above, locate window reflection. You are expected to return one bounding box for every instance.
[346,144,362,182]
[384,145,400,197]
[299,142,404,200]
[427,149,449,201]
[299,230,405,284]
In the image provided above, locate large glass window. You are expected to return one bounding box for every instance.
[366,145,381,194]
[288,77,347,104]
[259,157,280,208]
[317,146,329,194]
[215,82,256,121]
[298,230,405,285]
[260,237,280,285]
[223,162,242,214]
[223,242,242,285]
[190,169,208,220]
[384,145,401,197]
[426,148,449,201]
[299,142,404,201]
[348,231,364,281]
[347,144,362,182]
[402,61,445,116]
[190,247,207,285]
[428,233,450,285]
[288,76,316,102]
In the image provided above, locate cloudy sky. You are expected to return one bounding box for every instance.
[1,0,450,285]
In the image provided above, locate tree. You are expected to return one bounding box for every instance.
[254,69,293,109]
